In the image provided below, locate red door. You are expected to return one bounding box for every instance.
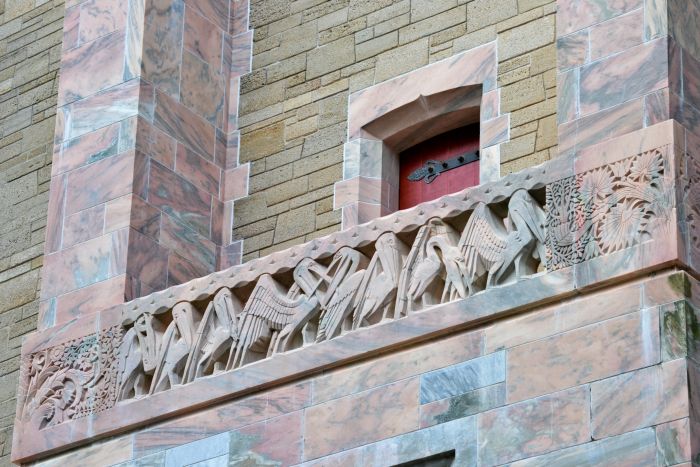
[399,124,480,210]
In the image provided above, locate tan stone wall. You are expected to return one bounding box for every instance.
[236,0,557,260]
[0,0,63,464]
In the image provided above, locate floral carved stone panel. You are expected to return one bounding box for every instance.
[17,326,123,430]
[545,148,671,270]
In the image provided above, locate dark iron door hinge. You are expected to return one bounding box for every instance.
[407,150,480,184]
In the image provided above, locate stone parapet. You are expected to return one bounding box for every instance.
[11,119,698,463]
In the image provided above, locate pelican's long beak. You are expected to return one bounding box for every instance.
[377,240,401,283]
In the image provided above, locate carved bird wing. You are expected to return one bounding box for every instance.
[232,275,313,368]
[317,272,365,342]
[243,278,306,329]
[460,203,509,267]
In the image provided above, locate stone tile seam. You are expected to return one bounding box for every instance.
[500,305,660,353]
[503,357,689,413]
[558,5,646,39]
[418,381,506,408]
[495,426,657,466]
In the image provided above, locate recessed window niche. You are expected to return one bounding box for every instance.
[334,42,507,228]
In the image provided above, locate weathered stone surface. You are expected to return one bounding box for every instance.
[240,122,285,162]
[374,37,429,82]
[304,378,420,460]
[478,386,591,465]
[420,352,505,404]
[273,203,317,242]
[655,418,691,466]
[509,428,657,466]
[499,15,555,61]
[307,36,356,79]
[591,359,688,439]
[507,310,661,402]
[468,0,517,32]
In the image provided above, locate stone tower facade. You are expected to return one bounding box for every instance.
[4,0,700,466]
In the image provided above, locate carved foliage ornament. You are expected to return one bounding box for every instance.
[545,148,671,270]
[18,327,122,430]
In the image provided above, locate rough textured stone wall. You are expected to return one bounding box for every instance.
[0,0,63,464]
[236,0,558,260]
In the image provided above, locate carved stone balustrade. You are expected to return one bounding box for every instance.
[12,121,698,463]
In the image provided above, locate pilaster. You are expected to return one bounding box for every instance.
[40,0,253,329]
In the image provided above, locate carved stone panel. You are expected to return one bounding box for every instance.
[17,326,122,430]
[546,148,671,270]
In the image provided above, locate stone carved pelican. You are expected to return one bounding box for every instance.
[460,189,546,294]
[396,219,462,316]
[149,302,200,394]
[353,232,407,328]
[117,313,164,399]
[183,288,242,383]
[314,248,368,342]
[227,274,320,369]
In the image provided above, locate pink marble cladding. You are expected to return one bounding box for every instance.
[506,308,660,403]
[147,159,213,237]
[52,122,121,176]
[480,114,509,148]
[132,381,311,457]
[40,230,125,300]
[477,386,590,465]
[303,378,421,460]
[57,30,127,106]
[141,0,184,97]
[64,150,136,215]
[589,8,644,61]
[557,0,643,37]
[223,164,249,201]
[579,38,668,117]
[53,275,127,325]
[591,358,688,439]
[229,411,303,465]
[184,6,223,68]
[180,50,226,127]
[41,0,246,319]
[154,90,217,160]
[557,30,588,71]
[62,5,80,50]
[656,418,692,465]
[334,177,393,210]
[78,0,129,44]
[555,0,698,159]
[312,330,484,404]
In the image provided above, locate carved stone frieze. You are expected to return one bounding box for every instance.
[16,144,677,423]
[113,187,553,401]
[105,145,675,402]
[18,326,122,430]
